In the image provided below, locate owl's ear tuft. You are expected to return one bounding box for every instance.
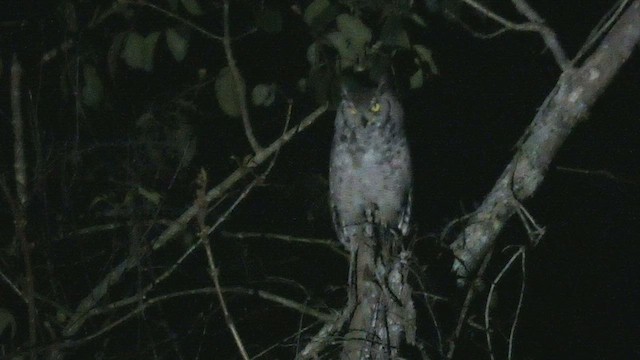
[340,84,351,100]
[376,74,394,95]
[339,77,358,101]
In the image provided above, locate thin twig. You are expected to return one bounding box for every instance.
[556,165,638,185]
[255,321,322,360]
[198,170,250,360]
[296,299,356,359]
[510,0,570,69]
[196,107,287,359]
[131,1,223,41]
[0,266,27,304]
[573,0,631,64]
[446,247,494,360]
[154,103,326,250]
[414,274,444,356]
[222,231,346,258]
[515,201,545,246]
[484,246,525,360]
[11,55,37,359]
[223,0,261,153]
[84,285,331,323]
[508,249,526,360]
[121,0,261,153]
[461,0,570,69]
[62,104,327,338]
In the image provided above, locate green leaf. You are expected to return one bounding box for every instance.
[0,308,16,339]
[81,64,104,108]
[409,68,423,89]
[137,186,162,205]
[297,78,307,92]
[410,13,428,28]
[142,32,161,71]
[336,14,372,46]
[332,14,371,69]
[215,67,243,117]
[251,84,276,107]
[381,16,411,49]
[413,44,439,74]
[108,31,127,75]
[166,28,189,62]
[304,0,330,26]
[306,43,319,66]
[255,7,282,33]
[326,32,355,69]
[180,0,203,16]
[121,32,145,70]
[120,31,160,71]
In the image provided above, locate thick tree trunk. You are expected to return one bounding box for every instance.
[341,229,416,359]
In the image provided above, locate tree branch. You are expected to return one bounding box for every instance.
[450,1,640,284]
[10,55,37,359]
[223,0,262,153]
[461,0,570,69]
[62,104,327,338]
[198,170,250,360]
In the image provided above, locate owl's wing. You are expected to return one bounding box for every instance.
[330,202,352,249]
[398,189,412,237]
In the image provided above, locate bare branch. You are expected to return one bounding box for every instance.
[461,0,570,69]
[130,1,223,41]
[574,0,631,64]
[198,170,250,360]
[62,104,327,338]
[484,247,526,360]
[10,55,37,359]
[556,165,638,185]
[296,300,355,359]
[446,247,494,360]
[508,249,526,360]
[450,0,640,284]
[154,104,327,250]
[11,56,27,209]
[222,231,346,258]
[0,264,27,304]
[223,0,262,153]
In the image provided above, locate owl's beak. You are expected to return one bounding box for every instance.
[360,115,369,127]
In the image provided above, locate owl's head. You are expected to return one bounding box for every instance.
[339,77,398,129]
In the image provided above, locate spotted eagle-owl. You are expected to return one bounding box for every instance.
[329,78,412,249]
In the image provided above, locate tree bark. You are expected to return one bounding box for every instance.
[450,0,640,284]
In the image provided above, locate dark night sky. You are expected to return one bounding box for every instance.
[0,0,639,358]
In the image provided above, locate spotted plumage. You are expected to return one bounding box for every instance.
[329,78,412,249]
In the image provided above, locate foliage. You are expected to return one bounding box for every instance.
[5,0,433,357]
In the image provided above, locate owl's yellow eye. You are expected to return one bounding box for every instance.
[370,102,381,113]
[348,107,358,115]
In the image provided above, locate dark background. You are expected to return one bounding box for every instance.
[0,0,639,358]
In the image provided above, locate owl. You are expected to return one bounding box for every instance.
[329,78,412,249]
